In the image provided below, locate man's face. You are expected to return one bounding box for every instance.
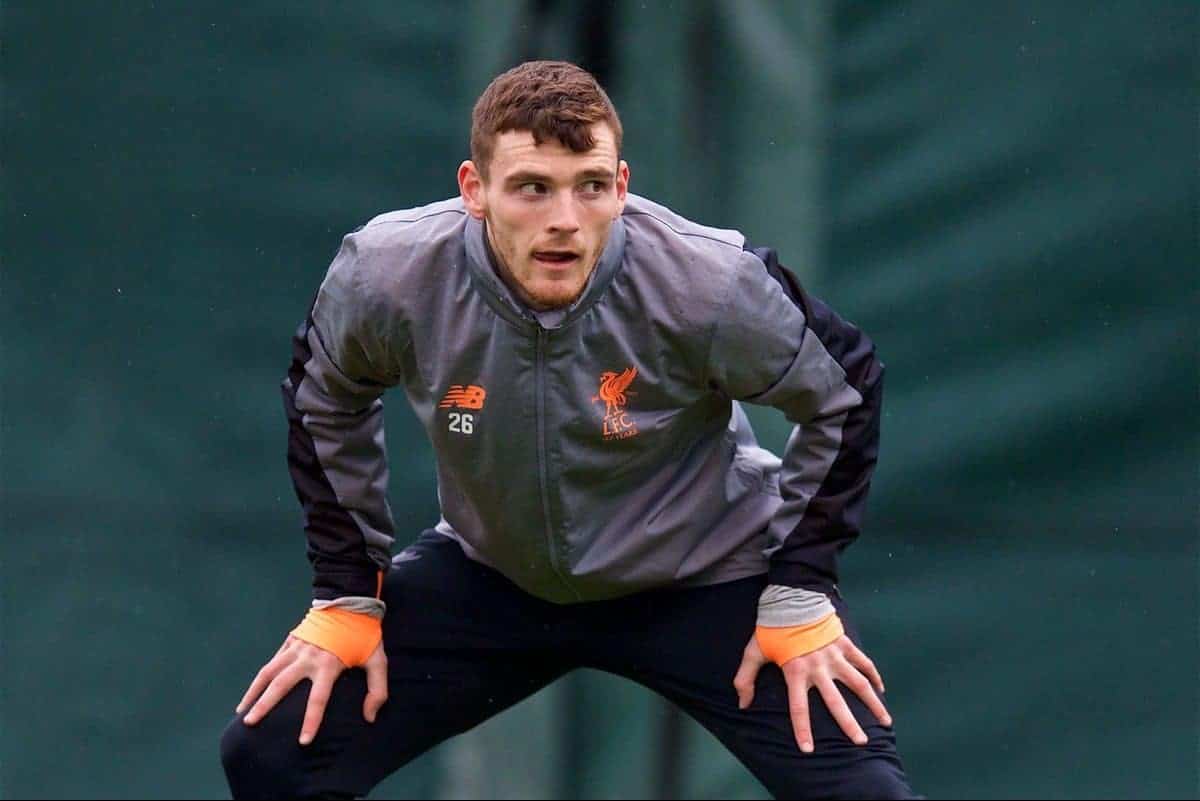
[459,124,629,310]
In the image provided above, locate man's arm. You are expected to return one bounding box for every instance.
[739,247,883,604]
[238,230,402,744]
[284,255,396,606]
[709,245,890,752]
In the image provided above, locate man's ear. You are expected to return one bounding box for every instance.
[614,159,630,217]
[458,161,487,219]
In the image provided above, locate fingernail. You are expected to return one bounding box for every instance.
[855,736,868,745]
[299,734,312,746]
[235,705,243,714]
[883,715,893,726]
[800,742,813,753]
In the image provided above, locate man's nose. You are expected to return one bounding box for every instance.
[546,191,581,233]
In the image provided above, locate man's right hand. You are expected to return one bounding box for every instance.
[236,636,388,745]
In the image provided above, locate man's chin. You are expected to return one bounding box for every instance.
[526,293,579,311]
[525,286,584,311]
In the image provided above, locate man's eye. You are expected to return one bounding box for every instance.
[519,183,546,195]
[581,181,606,194]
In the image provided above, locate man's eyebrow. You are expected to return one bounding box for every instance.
[576,167,615,181]
[503,168,615,185]
[504,170,553,186]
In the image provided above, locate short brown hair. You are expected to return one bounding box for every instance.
[470,60,623,179]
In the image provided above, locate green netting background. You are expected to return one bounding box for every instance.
[4,1,1196,798]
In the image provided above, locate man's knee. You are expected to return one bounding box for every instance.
[835,757,921,800]
[771,752,920,800]
[220,715,305,800]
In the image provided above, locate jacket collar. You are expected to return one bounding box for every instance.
[463,214,626,331]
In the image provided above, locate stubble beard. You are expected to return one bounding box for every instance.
[487,222,596,311]
[522,271,590,310]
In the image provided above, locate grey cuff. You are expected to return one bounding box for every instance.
[756,584,835,628]
[312,596,386,619]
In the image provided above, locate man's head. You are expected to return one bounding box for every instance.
[458,61,629,311]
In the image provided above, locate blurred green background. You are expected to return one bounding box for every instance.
[4,1,1196,798]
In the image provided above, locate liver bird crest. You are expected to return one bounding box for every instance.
[592,367,637,417]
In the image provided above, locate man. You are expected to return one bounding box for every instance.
[221,60,920,799]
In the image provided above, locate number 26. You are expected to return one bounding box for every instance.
[448,412,474,435]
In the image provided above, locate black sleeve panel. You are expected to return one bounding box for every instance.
[745,245,886,596]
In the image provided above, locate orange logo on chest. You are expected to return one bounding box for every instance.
[439,384,487,410]
[591,367,639,440]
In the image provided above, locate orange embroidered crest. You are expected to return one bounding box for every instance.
[591,367,638,440]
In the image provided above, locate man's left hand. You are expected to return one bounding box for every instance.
[732,634,891,753]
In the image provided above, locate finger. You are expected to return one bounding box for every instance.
[732,648,765,710]
[243,663,305,727]
[363,649,389,723]
[784,673,814,753]
[842,638,886,694]
[237,653,286,714]
[838,664,892,728]
[817,677,868,746]
[299,672,334,746]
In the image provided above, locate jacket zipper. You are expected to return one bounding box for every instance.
[534,324,570,589]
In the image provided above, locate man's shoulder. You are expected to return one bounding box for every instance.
[350,196,468,251]
[621,194,746,255]
[332,197,467,294]
[619,194,751,307]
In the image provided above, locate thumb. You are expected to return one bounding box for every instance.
[362,645,389,723]
[733,638,767,710]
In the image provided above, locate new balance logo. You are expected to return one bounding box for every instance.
[440,384,486,437]
[439,384,487,410]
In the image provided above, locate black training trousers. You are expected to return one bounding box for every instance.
[221,530,919,799]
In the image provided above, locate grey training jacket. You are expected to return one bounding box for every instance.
[282,194,884,615]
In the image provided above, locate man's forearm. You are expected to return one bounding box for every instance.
[284,314,395,601]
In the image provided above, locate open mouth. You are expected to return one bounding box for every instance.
[533,250,580,268]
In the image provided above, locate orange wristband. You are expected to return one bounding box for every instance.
[290,607,382,667]
[755,612,845,665]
